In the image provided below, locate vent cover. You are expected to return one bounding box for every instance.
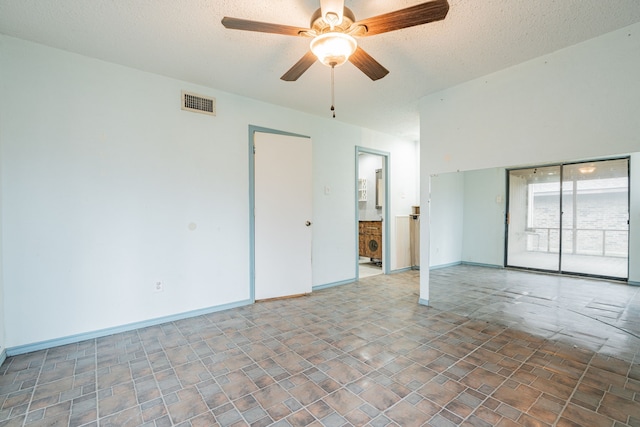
[181,91,216,116]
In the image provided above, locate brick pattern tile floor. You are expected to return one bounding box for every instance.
[1,265,639,426]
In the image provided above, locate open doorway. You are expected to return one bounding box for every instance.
[356,147,389,278]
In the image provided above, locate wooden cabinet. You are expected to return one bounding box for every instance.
[359,220,382,259]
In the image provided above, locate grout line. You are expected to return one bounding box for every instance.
[554,349,597,426]
[454,324,541,426]
[129,328,173,423]
[92,338,99,425]
[22,347,49,427]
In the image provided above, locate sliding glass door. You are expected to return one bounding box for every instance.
[507,165,562,271]
[506,158,629,280]
[560,159,629,277]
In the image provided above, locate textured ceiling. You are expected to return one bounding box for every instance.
[1,0,640,141]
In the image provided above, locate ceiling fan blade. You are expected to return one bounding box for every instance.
[221,17,309,36]
[349,47,389,81]
[281,51,318,81]
[355,0,449,36]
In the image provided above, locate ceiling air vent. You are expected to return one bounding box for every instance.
[181,91,216,116]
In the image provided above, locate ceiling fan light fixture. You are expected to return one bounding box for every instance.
[310,32,357,67]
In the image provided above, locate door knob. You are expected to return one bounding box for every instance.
[305,221,312,226]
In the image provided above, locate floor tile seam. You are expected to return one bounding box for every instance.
[21,345,54,427]
[426,369,510,426]
[377,376,472,425]
[173,317,217,338]
[181,336,220,385]
[440,320,523,358]
[451,332,540,427]
[318,384,372,422]
[23,357,80,423]
[412,392,473,425]
[219,326,260,346]
[93,402,150,425]
[295,363,346,392]
[0,367,31,399]
[398,323,445,354]
[450,330,536,374]
[245,387,321,426]
[224,353,274,383]
[590,383,635,426]
[132,329,171,426]
[284,333,350,365]
[294,345,347,369]
[229,393,268,425]
[526,337,597,427]
[243,384,307,425]
[88,338,98,426]
[191,383,231,426]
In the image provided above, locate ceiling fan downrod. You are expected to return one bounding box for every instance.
[330,63,336,118]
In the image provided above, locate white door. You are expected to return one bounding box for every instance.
[254,132,312,300]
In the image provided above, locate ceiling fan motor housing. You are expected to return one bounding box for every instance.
[310,7,357,35]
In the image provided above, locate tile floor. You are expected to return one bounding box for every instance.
[358,259,382,279]
[1,265,639,426]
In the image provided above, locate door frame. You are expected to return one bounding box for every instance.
[355,146,391,279]
[248,125,311,302]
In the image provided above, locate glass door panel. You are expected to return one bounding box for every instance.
[561,159,629,278]
[507,165,561,271]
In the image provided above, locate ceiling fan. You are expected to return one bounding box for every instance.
[222,0,449,81]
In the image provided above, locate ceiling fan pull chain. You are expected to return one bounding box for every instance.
[331,64,336,118]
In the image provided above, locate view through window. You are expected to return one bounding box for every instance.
[506,158,629,279]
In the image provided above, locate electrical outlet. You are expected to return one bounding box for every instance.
[154,281,163,292]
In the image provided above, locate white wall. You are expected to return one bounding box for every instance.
[420,22,640,301]
[461,168,506,266]
[428,173,464,267]
[0,36,418,349]
[388,140,419,270]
